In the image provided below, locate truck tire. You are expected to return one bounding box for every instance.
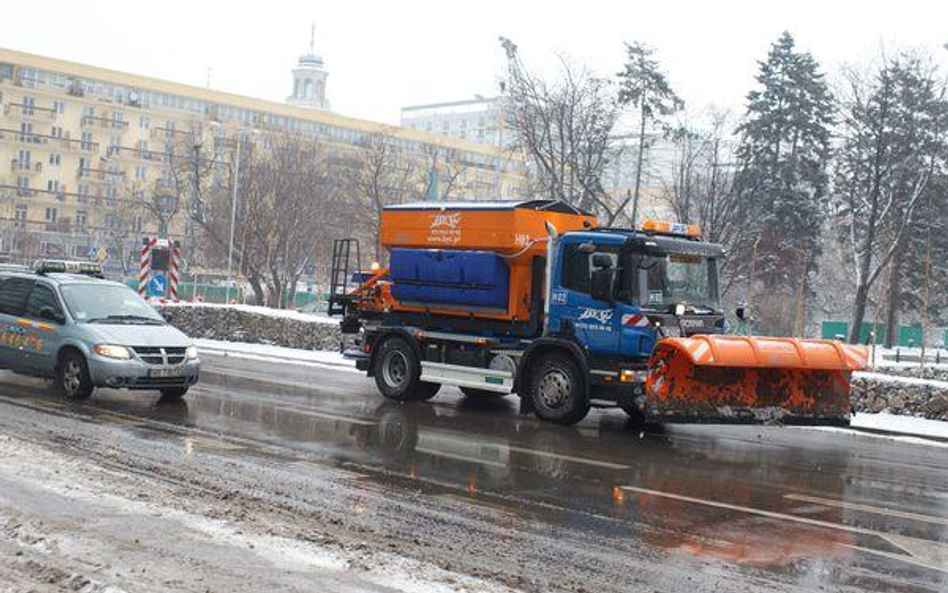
[373,337,440,402]
[56,351,94,401]
[528,353,589,425]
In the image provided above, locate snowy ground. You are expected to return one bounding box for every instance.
[195,339,948,443]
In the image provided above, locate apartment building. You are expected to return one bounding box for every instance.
[0,48,525,270]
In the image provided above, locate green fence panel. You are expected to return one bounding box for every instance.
[898,325,923,347]
[821,321,848,340]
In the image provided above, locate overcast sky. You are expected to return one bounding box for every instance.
[3,0,946,126]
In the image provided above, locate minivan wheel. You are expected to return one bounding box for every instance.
[57,351,94,401]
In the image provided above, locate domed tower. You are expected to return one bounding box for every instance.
[287,24,330,110]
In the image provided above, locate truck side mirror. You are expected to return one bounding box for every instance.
[735,306,747,321]
[590,269,616,303]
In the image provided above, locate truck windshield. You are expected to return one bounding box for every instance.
[640,253,718,310]
[60,283,165,324]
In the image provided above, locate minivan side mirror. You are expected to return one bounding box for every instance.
[590,269,616,303]
[39,305,64,324]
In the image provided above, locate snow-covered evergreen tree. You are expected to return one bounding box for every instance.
[732,32,834,334]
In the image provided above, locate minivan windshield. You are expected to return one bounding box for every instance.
[60,283,165,324]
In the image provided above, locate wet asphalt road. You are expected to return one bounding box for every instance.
[0,352,946,593]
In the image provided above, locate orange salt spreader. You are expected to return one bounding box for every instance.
[331,201,868,426]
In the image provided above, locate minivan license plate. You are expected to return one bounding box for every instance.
[149,367,181,378]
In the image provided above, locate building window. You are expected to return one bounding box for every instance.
[22,96,35,116]
[77,184,90,204]
[16,150,31,168]
[135,166,146,180]
[139,115,150,129]
[50,126,63,138]
[76,210,87,231]
[83,106,94,118]
[45,207,57,222]
[48,153,61,166]
[14,205,27,229]
[46,180,60,193]
[52,100,65,114]
[80,131,94,151]
[19,122,32,142]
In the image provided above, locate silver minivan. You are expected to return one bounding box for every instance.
[0,260,200,400]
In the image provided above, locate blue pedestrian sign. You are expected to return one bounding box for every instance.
[147,273,168,297]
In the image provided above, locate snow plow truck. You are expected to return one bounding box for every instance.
[329,200,868,426]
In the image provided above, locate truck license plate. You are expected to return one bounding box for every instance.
[149,367,181,378]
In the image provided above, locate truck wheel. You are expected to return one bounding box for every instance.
[528,354,589,425]
[56,351,94,401]
[374,337,439,402]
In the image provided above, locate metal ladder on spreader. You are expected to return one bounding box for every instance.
[328,238,361,317]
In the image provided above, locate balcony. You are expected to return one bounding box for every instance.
[3,102,57,120]
[110,145,168,163]
[11,159,42,174]
[150,126,196,141]
[76,166,125,183]
[80,114,129,131]
[0,128,100,153]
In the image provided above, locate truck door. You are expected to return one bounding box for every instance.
[554,243,620,356]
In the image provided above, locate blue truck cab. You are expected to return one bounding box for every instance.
[548,228,725,364]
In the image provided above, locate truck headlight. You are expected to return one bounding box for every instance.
[185,345,199,360]
[94,344,132,360]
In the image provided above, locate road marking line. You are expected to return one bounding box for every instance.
[415,447,508,468]
[622,485,948,573]
[507,445,629,470]
[785,493,948,526]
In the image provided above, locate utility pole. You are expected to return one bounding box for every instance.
[225,133,241,304]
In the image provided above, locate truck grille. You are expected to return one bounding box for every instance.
[132,346,187,365]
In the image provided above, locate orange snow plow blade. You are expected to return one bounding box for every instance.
[645,336,869,425]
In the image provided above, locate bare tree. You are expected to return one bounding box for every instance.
[832,54,947,344]
[500,38,623,221]
[347,131,418,259]
[661,111,747,296]
[419,144,469,201]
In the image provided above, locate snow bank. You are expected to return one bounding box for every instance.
[161,300,337,325]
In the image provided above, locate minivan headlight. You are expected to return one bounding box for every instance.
[94,344,132,360]
[185,345,199,360]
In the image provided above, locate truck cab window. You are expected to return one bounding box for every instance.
[561,244,591,293]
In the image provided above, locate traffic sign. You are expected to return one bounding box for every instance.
[148,273,168,297]
[96,247,108,262]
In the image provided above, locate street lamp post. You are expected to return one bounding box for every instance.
[224,133,241,304]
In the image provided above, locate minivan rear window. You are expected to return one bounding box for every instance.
[0,277,34,316]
